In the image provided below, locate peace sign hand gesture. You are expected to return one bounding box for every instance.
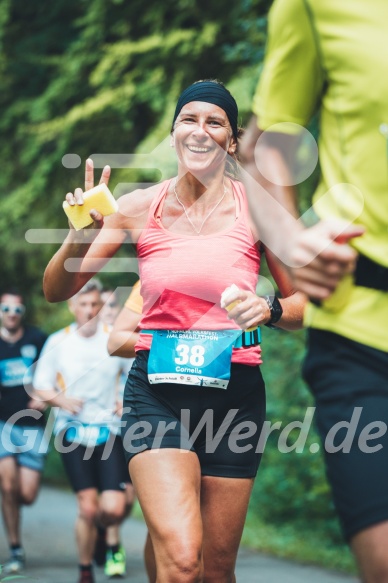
[65,158,111,236]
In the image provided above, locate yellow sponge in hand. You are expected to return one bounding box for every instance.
[62,183,118,230]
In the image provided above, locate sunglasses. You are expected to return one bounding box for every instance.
[0,304,25,316]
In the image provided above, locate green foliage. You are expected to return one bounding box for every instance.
[242,513,356,574]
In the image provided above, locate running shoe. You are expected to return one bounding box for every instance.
[93,527,107,567]
[3,547,25,574]
[104,545,126,578]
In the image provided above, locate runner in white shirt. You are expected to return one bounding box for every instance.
[34,279,129,583]
[36,322,126,434]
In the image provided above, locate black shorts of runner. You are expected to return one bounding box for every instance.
[121,350,266,478]
[303,329,388,542]
[60,432,130,493]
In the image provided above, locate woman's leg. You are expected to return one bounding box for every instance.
[201,475,254,583]
[144,531,157,583]
[129,448,204,583]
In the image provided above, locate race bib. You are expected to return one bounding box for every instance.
[147,330,240,389]
[65,423,110,447]
[0,357,32,387]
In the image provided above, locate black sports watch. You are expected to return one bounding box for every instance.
[263,295,283,329]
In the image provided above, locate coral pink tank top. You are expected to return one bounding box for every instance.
[135,179,262,366]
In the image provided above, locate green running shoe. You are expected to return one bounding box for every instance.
[104,546,126,578]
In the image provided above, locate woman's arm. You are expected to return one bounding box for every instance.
[43,210,128,302]
[224,245,307,332]
[43,160,127,302]
[264,247,307,331]
[43,159,157,302]
[108,306,141,357]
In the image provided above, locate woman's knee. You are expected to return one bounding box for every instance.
[203,543,236,583]
[155,533,203,583]
[165,550,202,583]
[203,547,236,583]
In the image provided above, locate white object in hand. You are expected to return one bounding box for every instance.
[221,284,258,333]
[220,284,240,310]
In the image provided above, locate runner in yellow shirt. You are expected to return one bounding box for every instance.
[241,1,388,580]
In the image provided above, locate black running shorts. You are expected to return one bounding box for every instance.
[121,350,266,478]
[303,329,388,541]
[60,433,129,493]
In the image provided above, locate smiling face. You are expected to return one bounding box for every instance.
[171,101,237,178]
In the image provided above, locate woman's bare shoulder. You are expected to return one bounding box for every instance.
[116,182,166,227]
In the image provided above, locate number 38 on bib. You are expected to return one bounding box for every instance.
[147,330,241,389]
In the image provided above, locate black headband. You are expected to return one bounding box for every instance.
[172,81,238,138]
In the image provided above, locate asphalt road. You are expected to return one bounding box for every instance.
[0,487,359,583]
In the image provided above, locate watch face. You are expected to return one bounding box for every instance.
[270,296,283,323]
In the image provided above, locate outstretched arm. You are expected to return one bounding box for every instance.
[240,119,364,300]
[43,159,128,302]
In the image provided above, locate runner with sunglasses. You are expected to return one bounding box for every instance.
[0,288,47,574]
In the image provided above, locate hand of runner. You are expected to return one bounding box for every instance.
[61,396,84,415]
[288,219,365,300]
[224,288,272,330]
[27,397,47,413]
[64,158,110,236]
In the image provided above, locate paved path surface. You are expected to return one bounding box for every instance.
[0,487,359,582]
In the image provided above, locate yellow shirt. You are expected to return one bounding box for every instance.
[124,280,143,315]
[253,0,388,351]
